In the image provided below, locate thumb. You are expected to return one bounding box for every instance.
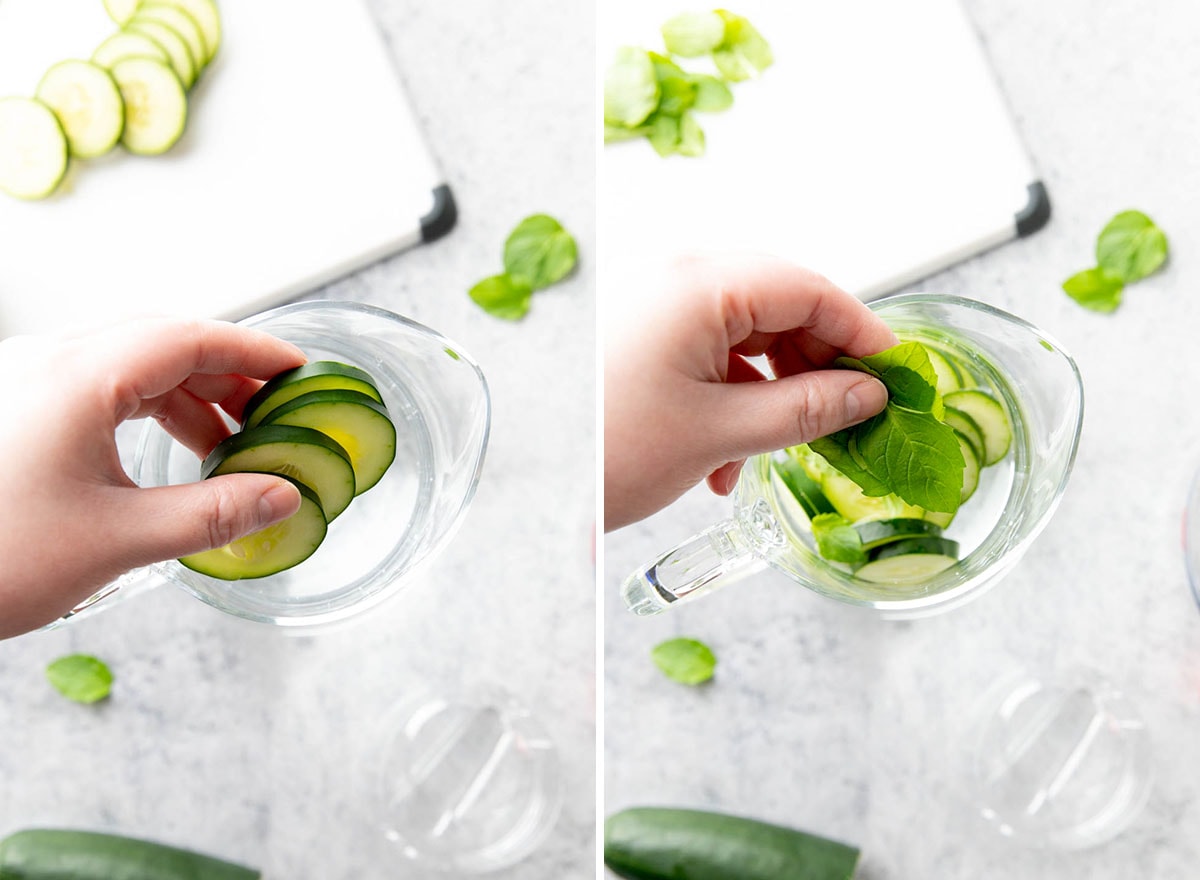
[710,371,889,462]
[119,474,303,565]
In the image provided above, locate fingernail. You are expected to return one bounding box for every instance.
[258,481,300,526]
[846,379,888,424]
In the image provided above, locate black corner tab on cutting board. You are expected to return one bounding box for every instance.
[1015,181,1050,237]
[420,184,457,243]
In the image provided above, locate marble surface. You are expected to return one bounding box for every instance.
[0,1,595,877]
[604,1,1200,877]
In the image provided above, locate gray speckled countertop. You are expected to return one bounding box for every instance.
[0,1,595,877]
[604,1,1200,877]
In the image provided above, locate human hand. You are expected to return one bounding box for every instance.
[604,255,899,530]
[0,318,308,638]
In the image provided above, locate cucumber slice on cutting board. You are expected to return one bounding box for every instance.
[104,0,142,24]
[35,61,125,159]
[133,3,209,72]
[0,828,259,880]
[0,97,68,199]
[93,31,171,68]
[124,19,196,88]
[605,807,860,880]
[943,389,1012,465]
[258,390,397,496]
[106,0,221,64]
[110,57,187,155]
[203,424,356,521]
[180,476,327,579]
[242,361,384,430]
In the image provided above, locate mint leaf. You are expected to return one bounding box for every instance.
[688,74,734,112]
[1095,210,1168,283]
[662,11,726,57]
[46,654,112,704]
[1062,267,1124,313]
[810,513,868,566]
[839,342,941,415]
[677,112,706,157]
[650,53,698,116]
[652,637,717,685]
[647,113,682,156]
[713,10,773,81]
[604,47,659,127]
[856,406,964,513]
[809,429,891,497]
[469,273,532,320]
[503,214,578,291]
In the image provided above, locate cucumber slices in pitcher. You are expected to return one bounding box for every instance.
[181,361,397,581]
[1,0,224,199]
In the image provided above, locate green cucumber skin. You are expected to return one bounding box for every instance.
[604,808,860,880]
[0,829,259,880]
[242,361,383,430]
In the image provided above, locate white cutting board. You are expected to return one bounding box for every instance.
[599,0,1046,333]
[0,0,448,337]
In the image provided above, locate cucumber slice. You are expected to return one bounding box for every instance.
[156,0,221,64]
[854,517,942,551]
[104,0,141,24]
[203,424,356,521]
[0,97,68,200]
[0,829,259,880]
[943,405,986,465]
[258,390,397,496]
[924,345,962,395]
[35,61,125,159]
[773,456,835,520]
[943,389,1012,465]
[856,535,960,584]
[110,57,187,155]
[179,477,327,579]
[93,31,171,68]
[957,432,981,503]
[125,19,196,88]
[134,3,208,72]
[242,361,384,430]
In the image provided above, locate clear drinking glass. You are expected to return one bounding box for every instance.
[52,301,491,629]
[621,293,1084,619]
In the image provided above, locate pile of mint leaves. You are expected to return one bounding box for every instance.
[1062,210,1168,312]
[810,342,964,515]
[604,10,772,157]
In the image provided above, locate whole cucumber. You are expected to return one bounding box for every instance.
[0,830,260,880]
[604,807,860,880]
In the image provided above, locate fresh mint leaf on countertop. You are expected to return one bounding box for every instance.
[811,514,868,567]
[46,654,112,704]
[652,637,717,685]
[1063,267,1124,313]
[503,214,578,291]
[1096,210,1168,283]
[1063,210,1167,312]
[469,214,578,319]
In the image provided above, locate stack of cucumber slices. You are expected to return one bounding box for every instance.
[178,362,397,581]
[776,342,1014,585]
[0,0,221,199]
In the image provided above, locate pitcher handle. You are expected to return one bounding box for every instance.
[40,566,164,631]
[620,519,766,616]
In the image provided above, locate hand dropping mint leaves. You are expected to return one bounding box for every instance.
[1063,210,1168,312]
[810,342,965,515]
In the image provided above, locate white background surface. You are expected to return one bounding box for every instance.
[604,0,1200,877]
[599,0,1039,342]
[0,0,443,336]
[0,1,595,877]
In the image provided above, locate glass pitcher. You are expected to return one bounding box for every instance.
[52,301,490,629]
[621,293,1084,620]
